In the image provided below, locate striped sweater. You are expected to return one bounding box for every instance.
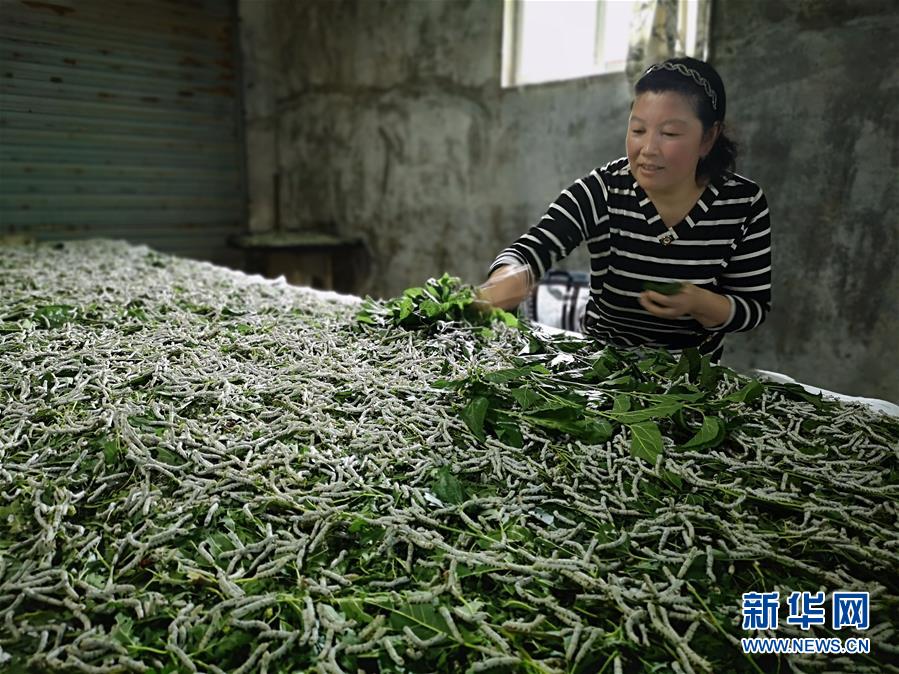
[490,157,772,361]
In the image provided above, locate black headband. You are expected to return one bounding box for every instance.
[643,61,720,114]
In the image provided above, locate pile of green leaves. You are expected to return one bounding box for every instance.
[441,344,826,468]
[356,274,518,335]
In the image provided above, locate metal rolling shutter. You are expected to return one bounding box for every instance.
[0,0,246,265]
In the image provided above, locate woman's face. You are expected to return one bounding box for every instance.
[626,91,715,196]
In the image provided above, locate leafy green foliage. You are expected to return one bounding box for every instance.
[629,420,663,463]
[32,304,77,328]
[643,281,685,295]
[460,395,489,440]
[682,414,725,449]
[430,466,466,505]
[356,274,519,334]
[442,344,785,464]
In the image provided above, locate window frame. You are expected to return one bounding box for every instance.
[502,0,707,89]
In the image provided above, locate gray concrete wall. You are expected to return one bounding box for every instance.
[712,0,899,402]
[239,0,899,403]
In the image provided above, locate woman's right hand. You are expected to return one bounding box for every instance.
[476,264,534,310]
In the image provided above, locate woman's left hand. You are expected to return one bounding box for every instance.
[639,284,699,318]
[639,284,731,328]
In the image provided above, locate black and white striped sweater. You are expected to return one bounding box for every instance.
[490,157,772,361]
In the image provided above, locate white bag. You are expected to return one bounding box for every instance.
[521,270,590,333]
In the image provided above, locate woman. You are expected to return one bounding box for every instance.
[480,57,771,362]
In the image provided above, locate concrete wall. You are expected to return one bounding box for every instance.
[239,0,899,403]
[712,0,899,402]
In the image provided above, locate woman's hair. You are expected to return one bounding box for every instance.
[634,57,737,184]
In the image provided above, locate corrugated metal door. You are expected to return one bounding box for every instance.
[0,0,245,265]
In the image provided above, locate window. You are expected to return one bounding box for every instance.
[502,0,706,88]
